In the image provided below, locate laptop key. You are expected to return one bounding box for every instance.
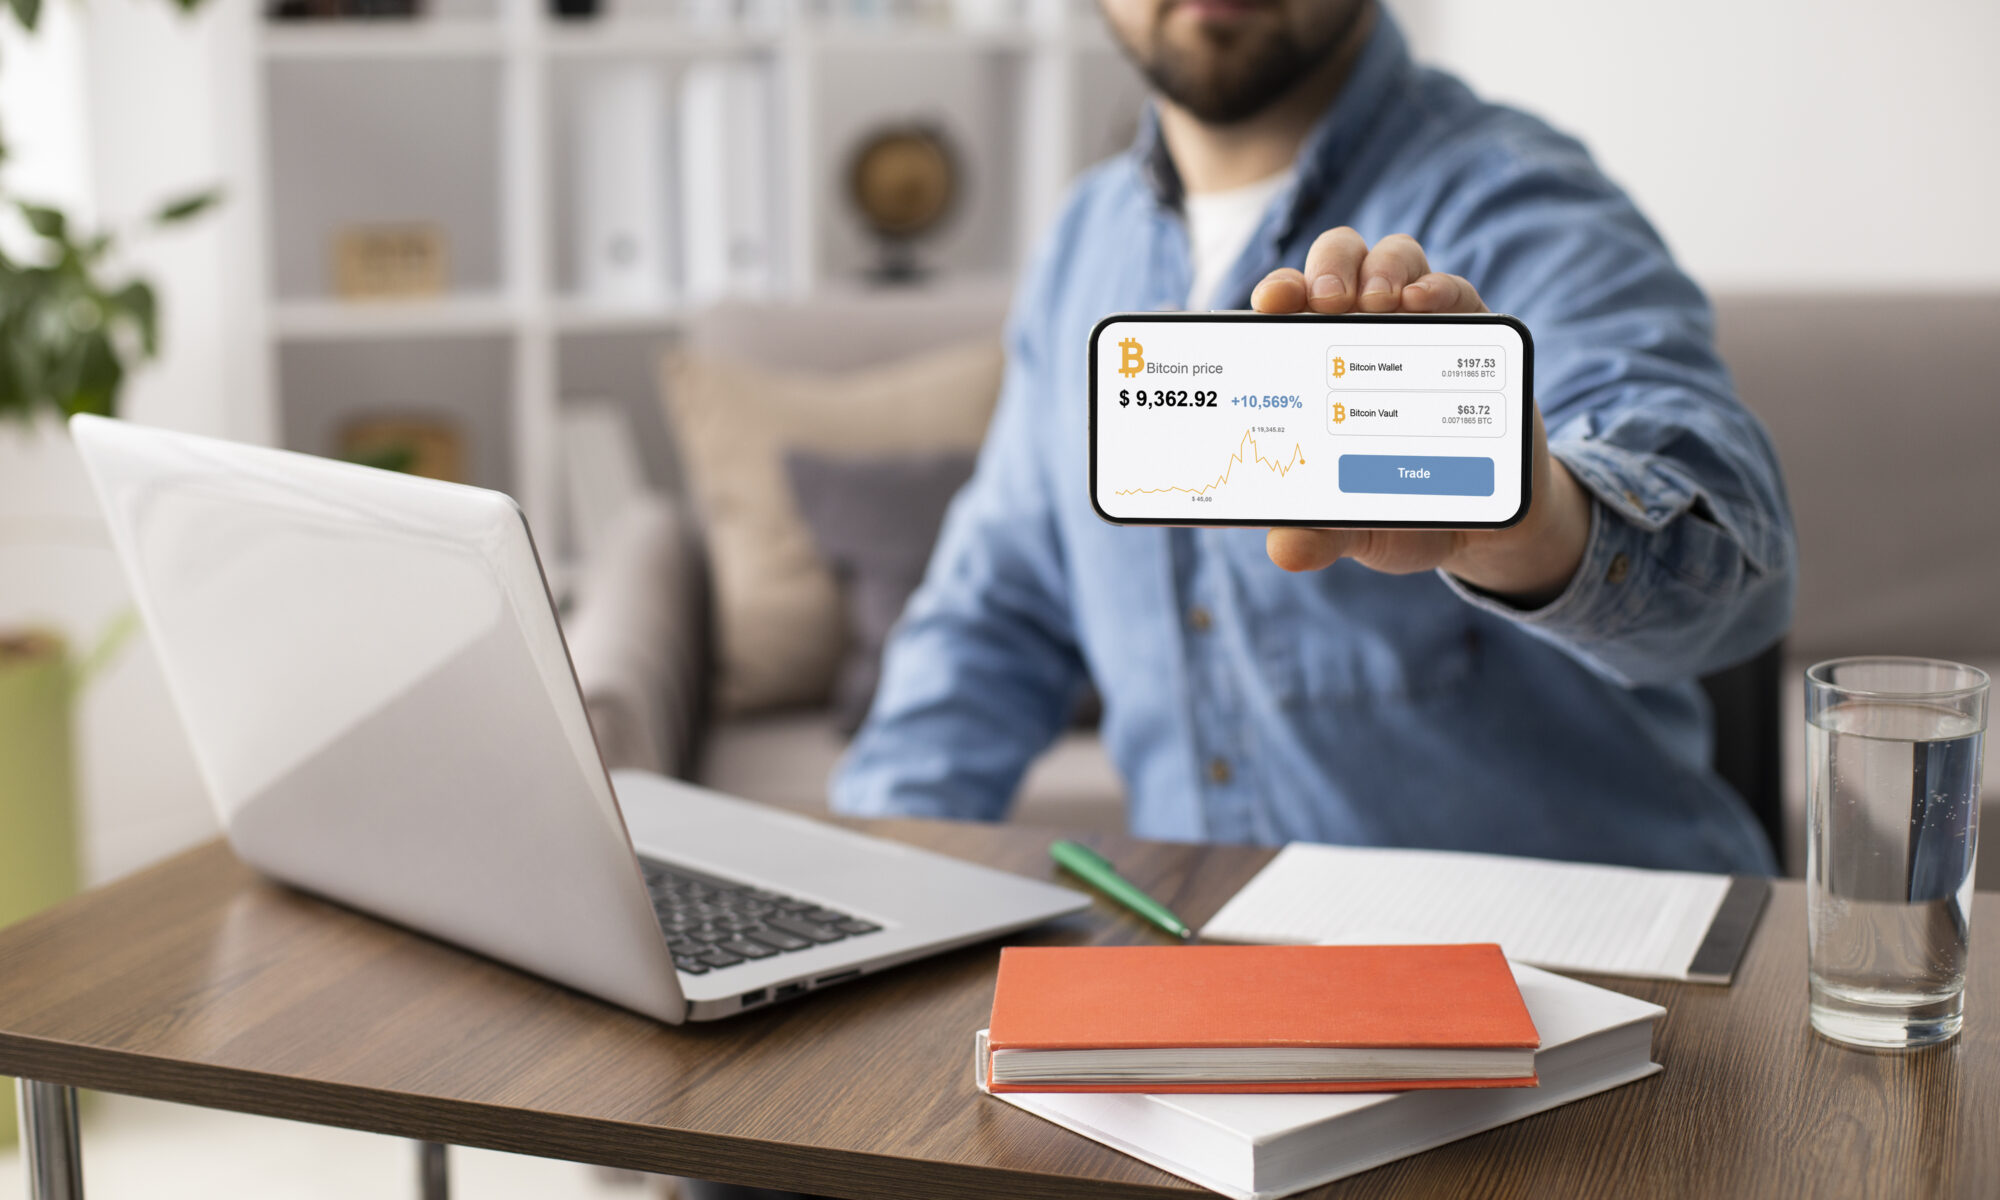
[719,938,777,960]
[697,948,744,968]
[765,914,845,943]
[674,956,710,974]
[833,919,881,936]
[804,909,850,925]
[743,927,810,953]
[667,940,704,956]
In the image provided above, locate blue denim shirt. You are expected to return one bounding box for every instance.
[832,14,1793,874]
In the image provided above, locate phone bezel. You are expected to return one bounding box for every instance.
[1087,311,1535,530]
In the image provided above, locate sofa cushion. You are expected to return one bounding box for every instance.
[783,449,977,733]
[660,337,1003,714]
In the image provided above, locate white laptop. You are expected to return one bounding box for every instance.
[71,415,1087,1023]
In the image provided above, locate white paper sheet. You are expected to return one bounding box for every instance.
[1201,842,1732,980]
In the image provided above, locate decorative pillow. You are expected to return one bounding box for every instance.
[783,450,977,734]
[660,337,1003,714]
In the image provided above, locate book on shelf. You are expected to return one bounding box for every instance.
[572,64,674,306]
[679,60,776,301]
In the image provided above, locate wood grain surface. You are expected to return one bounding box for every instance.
[0,821,1994,1199]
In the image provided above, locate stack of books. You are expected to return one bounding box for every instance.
[975,944,1663,1200]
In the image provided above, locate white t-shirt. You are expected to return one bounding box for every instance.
[1183,168,1296,310]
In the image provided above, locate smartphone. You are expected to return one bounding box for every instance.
[1087,312,1533,528]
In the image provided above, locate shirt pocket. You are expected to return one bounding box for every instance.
[1244,565,1481,711]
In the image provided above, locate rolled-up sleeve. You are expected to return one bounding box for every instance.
[1424,130,1796,685]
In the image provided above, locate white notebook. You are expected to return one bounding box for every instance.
[978,964,1663,1200]
[1200,843,1769,983]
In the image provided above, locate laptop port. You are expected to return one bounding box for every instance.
[773,981,809,1001]
[739,989,768,1008]
[814,969,862,986]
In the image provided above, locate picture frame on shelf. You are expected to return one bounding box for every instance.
[339,414,467,482]
[332,223,450,301]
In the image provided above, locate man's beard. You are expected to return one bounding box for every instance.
[1128,4,1361,126]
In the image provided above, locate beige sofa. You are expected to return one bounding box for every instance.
[565,290,2000,884]
[564,285,1126,832]
[1714,294,2000,882]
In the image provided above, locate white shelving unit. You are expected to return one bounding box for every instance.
[238,0,1144,550]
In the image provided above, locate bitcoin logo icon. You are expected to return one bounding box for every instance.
[1330,355,1346,381]
[1117,338,1145,378]
[1331,401,1347,424]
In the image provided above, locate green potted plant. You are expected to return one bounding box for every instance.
[0,0,212,1144]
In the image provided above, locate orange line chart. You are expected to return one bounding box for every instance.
[1112,430,1307,497]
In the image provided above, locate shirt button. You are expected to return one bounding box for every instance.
[1207,757,1233,785]
[1605,552,1631,584]
[1188,605,1213,633]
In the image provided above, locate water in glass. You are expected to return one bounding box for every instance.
[1808,699,1982,1048]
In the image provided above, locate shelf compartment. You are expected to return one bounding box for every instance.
[277,335,517,494]
[266,57,506,302]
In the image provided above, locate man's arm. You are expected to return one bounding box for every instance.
[830,311,1088,821]
[1255,143,1795,687]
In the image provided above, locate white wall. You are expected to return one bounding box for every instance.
[1388,0,2000,291]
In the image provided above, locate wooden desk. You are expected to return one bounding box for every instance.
[1,822,1996,1198]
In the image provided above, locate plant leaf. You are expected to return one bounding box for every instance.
[154,188,221,225]
[65,330,122,418]
[111,280,159,357]
[0,317,23,418]
[343,443,418,474]
[7,0,43,33]
[19,202,65,240]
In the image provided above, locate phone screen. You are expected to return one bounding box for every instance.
[1088,313,1532,528]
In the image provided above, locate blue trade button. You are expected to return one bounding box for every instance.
[1339,454,1494,496]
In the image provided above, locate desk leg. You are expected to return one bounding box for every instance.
[15,1080,83,1200]
[418,1141,449,1200]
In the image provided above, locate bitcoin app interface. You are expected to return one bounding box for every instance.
[1090,315,1530,526]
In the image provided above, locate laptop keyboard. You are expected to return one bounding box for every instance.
[639,858,882,975]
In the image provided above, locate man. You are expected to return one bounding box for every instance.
[831,0,1793,874]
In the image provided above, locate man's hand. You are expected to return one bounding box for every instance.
[1249,229,1592,607]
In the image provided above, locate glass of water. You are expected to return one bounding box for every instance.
[1807,657,1988,1049]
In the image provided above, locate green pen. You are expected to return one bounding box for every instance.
[1050,839,1194,940]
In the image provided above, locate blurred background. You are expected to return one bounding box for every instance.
[1,0,1996,1193]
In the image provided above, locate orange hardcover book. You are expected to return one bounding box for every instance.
[982,944,1540,1094]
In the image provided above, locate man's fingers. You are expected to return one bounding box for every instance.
[1266,528,1356,573]
[1301,227,1369,314]
[1357,234,1429,312]
[1401,272,1487,313]
[1250,268,1309,314]
[1268,527,1461,574]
